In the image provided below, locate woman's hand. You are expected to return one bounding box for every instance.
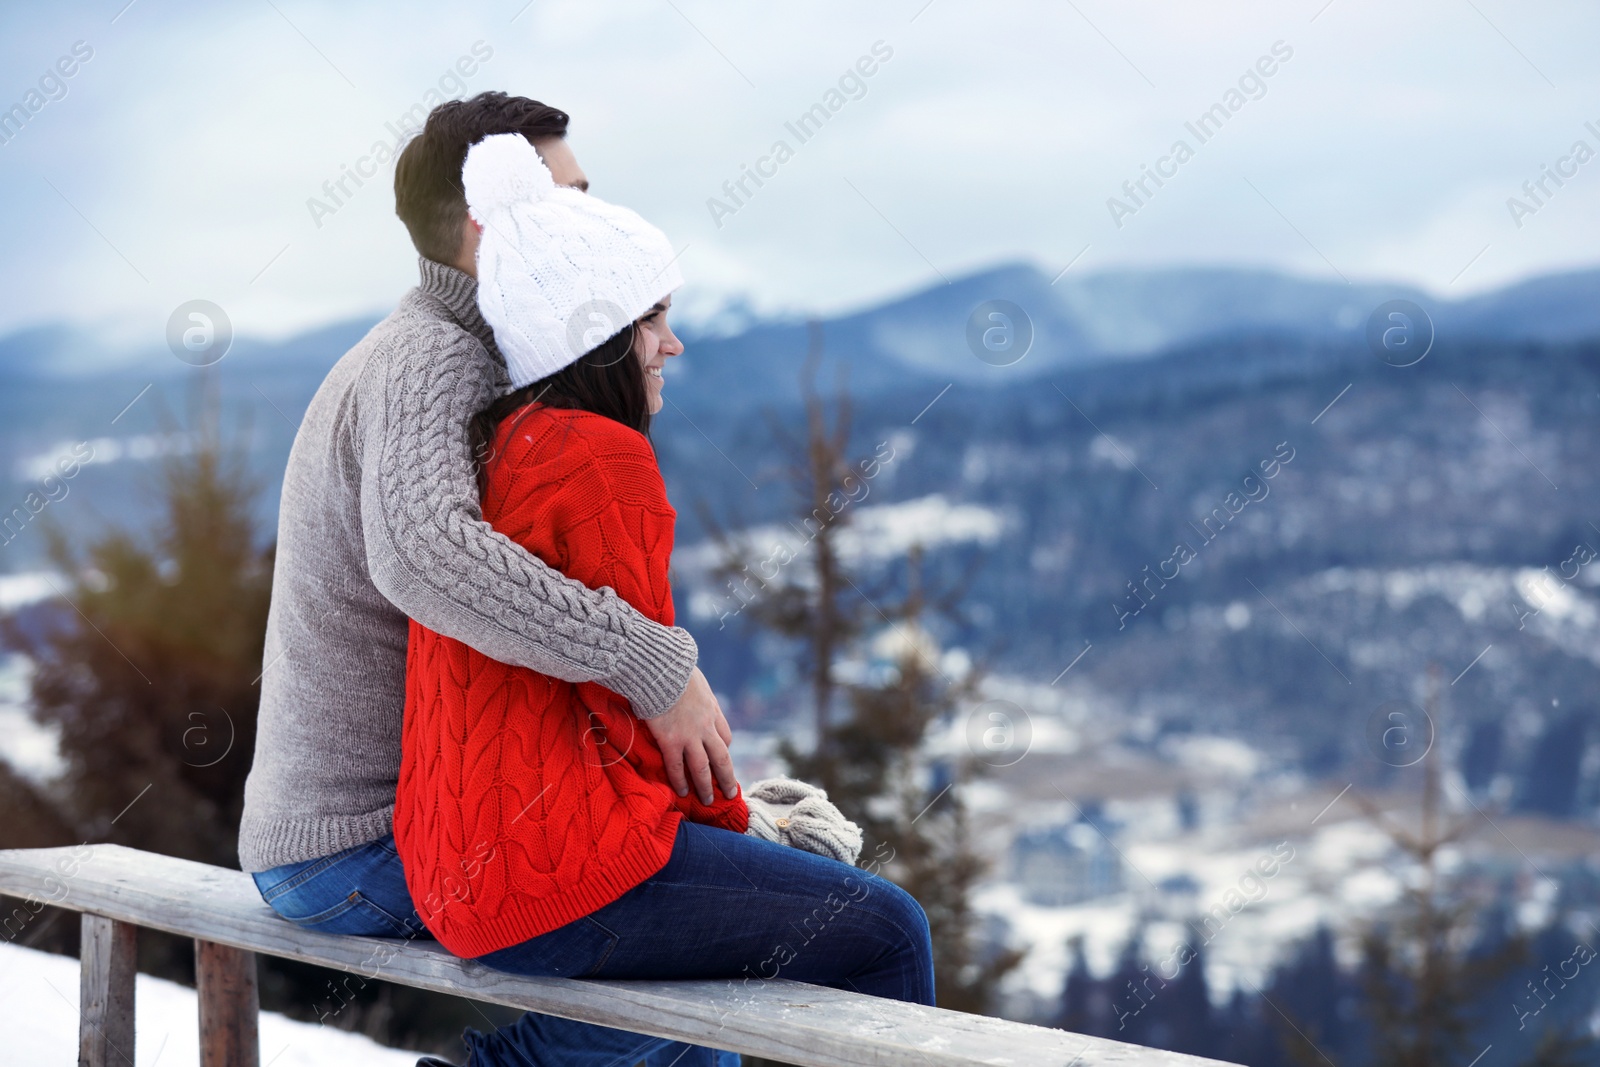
[646,667,739,805]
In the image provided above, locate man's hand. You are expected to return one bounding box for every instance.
[646,667,739,806]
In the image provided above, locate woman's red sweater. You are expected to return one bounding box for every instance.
[395,404,747,959]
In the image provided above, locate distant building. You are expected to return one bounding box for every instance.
[1011,820,1124,906]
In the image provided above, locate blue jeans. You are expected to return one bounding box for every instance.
[252,821,934,1067]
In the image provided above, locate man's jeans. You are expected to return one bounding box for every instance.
[252,820,934,1067]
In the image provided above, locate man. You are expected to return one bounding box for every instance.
[239,92,740,1066]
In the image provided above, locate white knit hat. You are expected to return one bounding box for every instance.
[462,132,684,389]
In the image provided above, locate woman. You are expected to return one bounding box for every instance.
[394,133,934,1067]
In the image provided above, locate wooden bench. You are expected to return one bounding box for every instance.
[0,844,1237,1067]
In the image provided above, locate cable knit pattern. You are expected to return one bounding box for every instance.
[742,776,864,865]
[238,258,698,874]
[396,405,748,958]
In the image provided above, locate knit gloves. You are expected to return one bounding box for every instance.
[742,777,863,866]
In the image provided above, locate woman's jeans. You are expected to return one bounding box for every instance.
[251,820,935,1067]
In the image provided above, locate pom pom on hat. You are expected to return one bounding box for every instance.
[463,132,685,390]
[461,131,554,222]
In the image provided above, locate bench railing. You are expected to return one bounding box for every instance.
[0,844,1240,1067]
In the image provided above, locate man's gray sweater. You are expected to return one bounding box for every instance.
[237,258,698,872]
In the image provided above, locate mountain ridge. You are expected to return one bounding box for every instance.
[5,262,1600,396]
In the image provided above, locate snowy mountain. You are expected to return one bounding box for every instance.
[2,262,1599,788]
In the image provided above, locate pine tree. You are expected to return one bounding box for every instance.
[5,382,533,1055]
[701,322,864,783]
[1059,934,1100,1036]
[1216,985,1279,1067]
[1159,940,1217,1056]
[706,330,1021,1015]
[1264,925,1352,1066]
[0,761,80,956]
[13,385,270,869]
[1341,665,1569,1067]
[1460,720,1502,796]
[1514,714,1587,819]
[792,544,1022,1013]
[1103,929,1155,1045]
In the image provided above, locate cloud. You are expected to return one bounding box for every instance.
[0,0,1596,345]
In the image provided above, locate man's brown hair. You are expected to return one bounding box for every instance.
[394,91,569,264]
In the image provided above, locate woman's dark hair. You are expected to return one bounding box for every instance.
[394,92,569,265]
[471,323,651,493]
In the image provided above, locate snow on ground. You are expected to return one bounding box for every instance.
[0,571,57,613]
[14,434,198,482]
[677,493,1006,623]
[0,652,63,783]
[0,573,67,784]
[0,940,422,1067]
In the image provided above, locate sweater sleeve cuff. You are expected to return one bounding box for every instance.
[604,617,699,720]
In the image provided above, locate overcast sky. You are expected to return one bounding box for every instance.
[2,0,1597,346]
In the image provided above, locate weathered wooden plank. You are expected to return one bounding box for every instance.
[196,938,260,1067]
[2,846,1238,1067]
[79,912,136,1067]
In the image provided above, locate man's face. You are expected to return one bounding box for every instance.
[535,136,588,192]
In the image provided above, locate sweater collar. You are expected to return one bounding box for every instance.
[417,256,503,364]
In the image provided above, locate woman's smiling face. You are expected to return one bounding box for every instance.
[634,296,683,415]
